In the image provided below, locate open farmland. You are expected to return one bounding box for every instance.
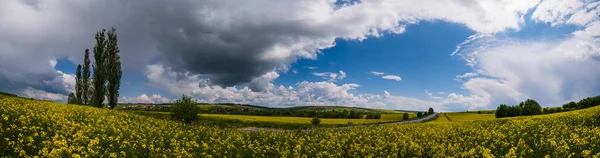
[428,113,452,123]
[129,110,417,129]
[444,112,496,122]
[3,95,600,157]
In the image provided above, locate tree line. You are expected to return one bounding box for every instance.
[68,28,122,109]
[495,95,600,118]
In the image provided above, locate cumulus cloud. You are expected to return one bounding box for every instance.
[144,64,458,111]
[0,0,543,96]
[382,75,402,81]
[248,71,280,92]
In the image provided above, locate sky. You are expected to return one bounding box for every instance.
[1,0,600,112]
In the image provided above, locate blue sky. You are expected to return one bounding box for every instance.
[2,0,600,111]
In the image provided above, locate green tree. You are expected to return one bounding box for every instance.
[91,29,107,108]
[106,27,122,109]
[311,117,321,126]
[67,93,77,104]
[75,64,82,104]
[417,112,423,117]
[82,49,91,105]
[402,113,409,120]
[522,99,541,116]
[495,104,508,118]
[171,95,200,124]
[428,108,434,115]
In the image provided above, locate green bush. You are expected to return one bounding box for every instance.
[374,113,381,119]
[171,95,200,124]
[417,112,423,118]
[402,113,409,120]
[311,117,321,126]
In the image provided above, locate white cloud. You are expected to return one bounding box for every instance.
[454,72,479,82]
[23,87,68,101]
[382,75,402,81]
[338,70,347,80]
[306,67,318,70]
[312,70,346,82]
[120,94,171,104]
[425,90,443,100]
[531,0,600,26]
[451,17,600,110]
[369,71,385,75]
[144,64,457,111]
[249,71,280,92]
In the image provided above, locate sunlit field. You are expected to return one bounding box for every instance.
[445,112,496,122]
[128,110,417,129]
[3,95,600,157]
[427,113,452,123]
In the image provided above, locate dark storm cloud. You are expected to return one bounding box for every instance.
[1,0,341,92]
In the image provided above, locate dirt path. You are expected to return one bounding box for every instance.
[238,113,439,132]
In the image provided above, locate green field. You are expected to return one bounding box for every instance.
[202,113,414,124]
[445,112,496,121]
[129,110,416,128]
[428,113,452,123]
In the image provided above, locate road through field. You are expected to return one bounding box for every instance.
[238,113,439,132]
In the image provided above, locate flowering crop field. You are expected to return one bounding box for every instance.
[2,95,600,157]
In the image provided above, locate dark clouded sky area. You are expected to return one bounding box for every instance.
[1,0,600,111]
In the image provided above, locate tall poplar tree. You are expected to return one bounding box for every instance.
[91,29,107,108]
[106,27,122,109]
[82,49,91,105]
[75,64,82,104]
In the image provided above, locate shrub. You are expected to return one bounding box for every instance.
[402,113,409,120]
[428,108,434,115]
[347,122,353,125]
[311,117,321,126]
[171,95,200,124]
[477,111,482,114]
[417,112,423,118]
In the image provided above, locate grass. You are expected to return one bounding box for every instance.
[444,112,496,122]
[127,110,416,129]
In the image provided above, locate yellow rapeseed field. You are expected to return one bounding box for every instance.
[2,95,600,157]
